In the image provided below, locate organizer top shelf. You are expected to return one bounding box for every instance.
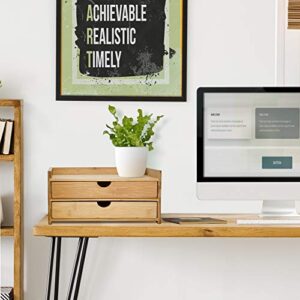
[50,174,159,182]
[49,167,161,182]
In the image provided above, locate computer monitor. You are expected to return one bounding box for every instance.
[197,87,300,216]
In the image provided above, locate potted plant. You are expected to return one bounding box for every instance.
[104,105,163,177]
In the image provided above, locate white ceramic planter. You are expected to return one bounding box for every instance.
[115,147,147,177]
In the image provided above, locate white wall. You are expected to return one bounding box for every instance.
[285,25,300,84]
[1,0,300,299]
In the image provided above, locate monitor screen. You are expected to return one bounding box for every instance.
[197,88,300,182]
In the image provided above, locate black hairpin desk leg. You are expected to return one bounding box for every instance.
[46,237,56,300]
[69,238,89,300]
[46,237,62,300]
[46,237,89,300]
[68,238,89,300]
[54,237,62,299]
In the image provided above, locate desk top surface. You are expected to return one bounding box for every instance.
[33,214,300,238]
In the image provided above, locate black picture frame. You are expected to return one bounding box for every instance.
[197,87,300,183]
[56,0,188,102]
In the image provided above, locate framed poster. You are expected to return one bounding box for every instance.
[56,0,187,101]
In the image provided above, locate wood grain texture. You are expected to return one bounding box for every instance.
[50,167,118,175]
[52,201,158,220]
[48,170,52,224]
[13,103,23,300]
[33,214,300,238]
[51,181,158,199]
[50,174,158,182]
[0,226,14,236]
[0,154,14,161]
[0,100,23,300]
[0,99,21,107]
[50,198,160,202]
[146,169,162,223]
[288,0,300,29]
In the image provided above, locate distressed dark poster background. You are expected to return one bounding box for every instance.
[75,0,167,78]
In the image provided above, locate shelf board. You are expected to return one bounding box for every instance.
[0,154,14,161]
[0,226,14,237]
[0,99,21,107]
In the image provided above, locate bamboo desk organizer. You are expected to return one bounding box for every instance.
[48,167,162,224]
[0,100,23,300]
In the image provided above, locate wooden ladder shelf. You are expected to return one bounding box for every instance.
[0,99,23,300]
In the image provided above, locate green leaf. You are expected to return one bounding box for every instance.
[108,105,119,122]
[147,142,154,151]
[108,105,116,115]
[122,116,134,130]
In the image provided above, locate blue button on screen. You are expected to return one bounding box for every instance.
[262,156,293,169]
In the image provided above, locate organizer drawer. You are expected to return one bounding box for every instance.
[51,201,158,220]
[51,181,158,199]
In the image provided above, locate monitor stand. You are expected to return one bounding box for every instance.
[261,200,299,217]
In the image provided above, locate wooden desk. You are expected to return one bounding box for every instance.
[33,214,300,300]
[34,214,300,238]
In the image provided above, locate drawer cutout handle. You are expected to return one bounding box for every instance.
[97,201,111,208]
[97,181,111,188]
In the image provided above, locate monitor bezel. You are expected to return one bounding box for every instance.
[197,87,300,182]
